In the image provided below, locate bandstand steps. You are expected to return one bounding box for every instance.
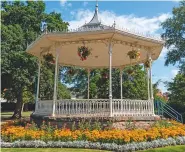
[154,100,183,123]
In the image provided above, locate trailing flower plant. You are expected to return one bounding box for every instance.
[77,46,91,61]
[43,53,55,63]
[127,49,141,60]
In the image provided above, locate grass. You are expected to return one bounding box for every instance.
[1,111,32,117]
[139,145,185,152]
[1,146,185,152]
[1,148,108,152]
[1,111,33,123]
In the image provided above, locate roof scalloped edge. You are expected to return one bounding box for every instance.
[26,27,164,51]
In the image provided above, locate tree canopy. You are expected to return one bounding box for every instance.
[62,65,148,100]
[161,1,185,66]
[1,1,70,118]
[161,1,185,122]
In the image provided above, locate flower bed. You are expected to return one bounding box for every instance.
[1,137,185,151]
[1,120,185,144]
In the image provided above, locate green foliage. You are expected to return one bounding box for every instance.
[167,101,185,123]
[161,2,185,122]
[78,119,86,130]
[1,1,69,118]
[62,65,148,99]
[167,74,185,103]
[71,121,76,131]
[151,120,173,128]
[122,66,148,99]
[77,119,102,131]
[23,87,35,104]
[161,1,185,66]
[92,120,101,131]
[125,118,136,130]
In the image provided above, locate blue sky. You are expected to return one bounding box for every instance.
[44,0,180,92]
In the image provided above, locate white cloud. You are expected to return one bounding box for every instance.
[68,9,171,36]
[60,0,67,6]
[70,11,75,16]
[83,2,88,7]
[171,69,179,78]
[67,3,72,7]
[158,83,167,93]
[172,0,181,2]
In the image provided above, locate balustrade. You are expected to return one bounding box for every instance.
[34,99,154,117]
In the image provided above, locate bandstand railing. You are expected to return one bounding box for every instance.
[34,99,154,117]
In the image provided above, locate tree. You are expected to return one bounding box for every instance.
[1,1,69,119]
[161,1,185,122]
[62,65,148,100]
[167,73,185,122]
[167,74,185,103]
[161,1,185,66]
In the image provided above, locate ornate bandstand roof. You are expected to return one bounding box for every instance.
[26,3,164,69]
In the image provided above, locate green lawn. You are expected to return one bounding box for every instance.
[2,146,185,152]
[1,111,33,123]
[1,111,32,117]
[1,148,108,152]
[139,145,185,152]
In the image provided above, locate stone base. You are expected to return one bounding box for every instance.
[30,113,161,129]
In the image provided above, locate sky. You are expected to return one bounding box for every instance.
[44,0,180,93]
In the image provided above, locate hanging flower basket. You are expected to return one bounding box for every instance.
[144,60,150,69]
[77,46,91,61]
[127,49,140,60]
[43,53,55,63]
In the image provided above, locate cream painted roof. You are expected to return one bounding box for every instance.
[26,28,164,69]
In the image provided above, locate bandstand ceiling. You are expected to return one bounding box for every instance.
[26,29,164,69]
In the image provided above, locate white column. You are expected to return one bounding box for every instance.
[87,69,90,100]
[35,57,41,112]
[109,43,113,117]
[56,64,60,99]
[52,49,59,116]
[149,57,154,100]
[149,55,154,115]
[120,68,123,112]
[147,68,150,100]
[120,68,123,99]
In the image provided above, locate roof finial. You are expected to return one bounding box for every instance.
[96,0,98,12]
[113,20,116,28]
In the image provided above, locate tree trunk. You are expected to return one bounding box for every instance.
[12,91,23,119]
[21,103,25,113]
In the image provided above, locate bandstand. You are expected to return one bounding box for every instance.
[27,3,164,121]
